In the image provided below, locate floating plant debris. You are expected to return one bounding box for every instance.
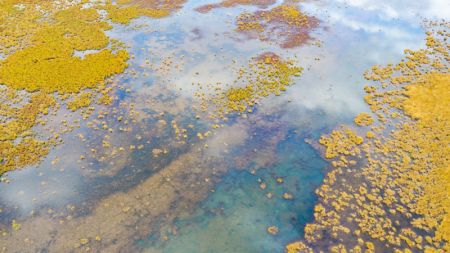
[287,22,450,253]
[236,4,319,48]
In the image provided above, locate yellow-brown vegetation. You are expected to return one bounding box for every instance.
[0,0,180,175]
[194,53,302,120]
[236,5,318,48]
[287,23,450,252]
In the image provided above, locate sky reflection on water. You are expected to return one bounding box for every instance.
[0,0,445,252]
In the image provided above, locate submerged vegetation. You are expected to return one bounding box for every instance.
[287,23,450,253]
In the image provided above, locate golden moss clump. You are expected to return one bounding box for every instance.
[0,5,129,93]
[354,112,374,126]
[236,5,318,48]
[0,47,129,93]
[121,0,186,11]
[286,242,312,253]
[11,220,21,231]
[0,91,56,141]
[195,53,302,120]
[287,23,450,252]
[0,90,56,174]
[403,73,450,122]
[67,92,93,112]
[225,86,255,112]
[112,0,187,23]
[104,3,170,24]
[319,127,363,159]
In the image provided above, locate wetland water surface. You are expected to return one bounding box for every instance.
[0,0,448,252]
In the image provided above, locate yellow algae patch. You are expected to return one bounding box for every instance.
[236,5,318,48]
[0,91,56,141]
[0,91,56,174]
[403,73,450,122]
[116,0,187,17]
[0,0,177,175]
[0,137,51,175]
[122,0,186,9]
[195,0,276,13]
[354,112,374,126]
[195,52,302,120]
[225,86,255,112]
[0,47,129,93]
[0,5,129,93]
[67,92,93,112]
[104,4,169,24]
[0,0,52,57]
[319,127,363,159]
[286,242,312,253]
[11,220,21,231]
[287,23,450,252]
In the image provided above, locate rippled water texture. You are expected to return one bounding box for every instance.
[0,0,447,252]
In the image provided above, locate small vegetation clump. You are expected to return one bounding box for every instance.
[354,113,374,126]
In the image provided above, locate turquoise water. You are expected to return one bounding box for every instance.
[140,130,326,252]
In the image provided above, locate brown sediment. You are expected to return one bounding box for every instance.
[0,147,223,253]
[195,0,276,13]
[286,22,450,253]
[0,116,287,253]
[235,5,319,48]
[255,51,282,63]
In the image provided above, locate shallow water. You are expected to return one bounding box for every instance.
[0,0,446,252]
[140,132,327,253]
